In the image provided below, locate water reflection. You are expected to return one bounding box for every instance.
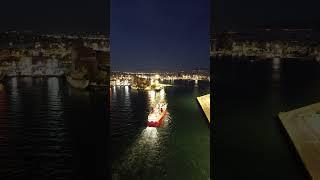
[124,86,131,108]
[272,57,281,70]
[112,85,116,97]
[148,89,166,108]
[11,77,17,89]
[0,77,108,179]
[140,127,159,145]
[67,84,90,98]
[21,77,33,87]
[8,78,21,114]
[148,90,156,105]
[112,81,210,179]
[124,86,129,96]
[48,77,60,93]
[272,57,281,81]
[114,88,170,176]
[0,83,8,123]
[159,88,165,100]
[47,77,63,117]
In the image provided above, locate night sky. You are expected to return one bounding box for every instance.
[111,0,209,71]
[212,0,320,32]
[0,0,108,33]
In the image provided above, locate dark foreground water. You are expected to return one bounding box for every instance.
[111,80,210,180]
[212,57,320,180]
[0,77,109,180]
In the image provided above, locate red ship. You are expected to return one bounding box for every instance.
[147,102,167,127]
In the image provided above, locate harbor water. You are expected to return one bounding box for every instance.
[212,57,320,180]
[111,80,210,180]
[0,77,108,179]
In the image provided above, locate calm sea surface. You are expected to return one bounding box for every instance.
[111,80,210,180]
[0,77,108,180]
[213,57,320,180]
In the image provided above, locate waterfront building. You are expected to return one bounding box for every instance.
[70,41,109,85]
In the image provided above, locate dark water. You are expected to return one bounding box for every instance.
[111,81,210,180]
[0,77,109,180]
[212,57,320,180]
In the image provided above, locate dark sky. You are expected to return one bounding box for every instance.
[0,0,108,33]
[111,0,209,71]
[212,0,320,32]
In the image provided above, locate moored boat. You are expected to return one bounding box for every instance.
[66,70,89,89]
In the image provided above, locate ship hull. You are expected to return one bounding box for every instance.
[147,110,167,127]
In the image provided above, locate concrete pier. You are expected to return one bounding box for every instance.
[279,102,320,180]
[197,94,210,123]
